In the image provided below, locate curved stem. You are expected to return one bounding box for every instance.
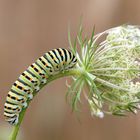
[9,69,81,140]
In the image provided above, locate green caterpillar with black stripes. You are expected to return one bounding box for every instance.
[4,48,77,125]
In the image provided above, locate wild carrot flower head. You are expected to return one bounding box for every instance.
[67,25,140,117]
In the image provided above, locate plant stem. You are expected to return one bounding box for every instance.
[9,69,81,140]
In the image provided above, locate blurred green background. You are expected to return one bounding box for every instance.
[0,0,140,140]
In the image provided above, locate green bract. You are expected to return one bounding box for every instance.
[68,25,140,117]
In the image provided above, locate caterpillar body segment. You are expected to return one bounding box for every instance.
[11,80,33,100]
[19,70,40,91]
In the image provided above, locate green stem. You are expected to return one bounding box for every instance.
[9,69,81,140]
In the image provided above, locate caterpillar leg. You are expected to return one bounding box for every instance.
[9,117,19,125]
[8,116,19,125]
[4,113,19,125]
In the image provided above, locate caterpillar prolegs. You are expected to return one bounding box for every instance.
[4,48,77,125]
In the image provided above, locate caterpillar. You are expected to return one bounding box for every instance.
[4,48,77,125]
